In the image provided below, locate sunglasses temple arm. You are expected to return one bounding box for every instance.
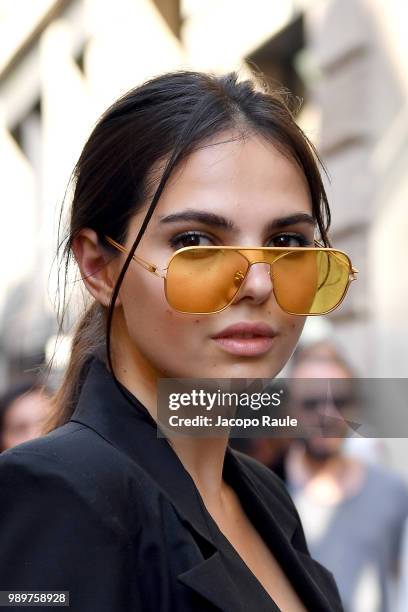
[330,251,359,279]
[104,236,166,278]
[132,257,166,277]
[314,239,359,279]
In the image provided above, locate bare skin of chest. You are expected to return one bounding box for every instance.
[204,485,307,612]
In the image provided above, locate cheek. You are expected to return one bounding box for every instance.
[118,271,209,365]
[285,315,307,348]
[288,316,307,337]
[267,305,306,341]
[272,309,307,361]
[120,272,176,336]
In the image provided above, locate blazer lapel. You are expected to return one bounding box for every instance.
[70,356,248,611]
[177,551,250,611]
[70,356,337,612]
[224,449,341,611]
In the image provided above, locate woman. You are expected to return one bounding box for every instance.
[0,70,356,611]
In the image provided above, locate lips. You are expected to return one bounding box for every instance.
[212,321,276,339]
[211,322,277,356]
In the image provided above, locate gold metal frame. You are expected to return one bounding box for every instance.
[104,235,359,316]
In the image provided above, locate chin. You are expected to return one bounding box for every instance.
[218,365,283,382]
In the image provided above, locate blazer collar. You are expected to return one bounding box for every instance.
[70,356,295,542]
[69,355,338,612]
[70,354,216,541]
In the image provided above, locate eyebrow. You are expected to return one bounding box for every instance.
[157,210,316,232]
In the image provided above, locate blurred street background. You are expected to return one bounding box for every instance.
[1,2,408,609]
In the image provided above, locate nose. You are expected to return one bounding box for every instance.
[232,262,273,306]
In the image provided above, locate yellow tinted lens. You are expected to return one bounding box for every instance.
[166,248,249,313]
[271,250,350,314]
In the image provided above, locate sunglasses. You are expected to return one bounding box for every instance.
[104,236,358,316]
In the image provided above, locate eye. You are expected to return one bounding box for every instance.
[169,231,215,250]
[268,233,313,248]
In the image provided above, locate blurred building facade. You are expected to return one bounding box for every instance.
[0,0,407,387]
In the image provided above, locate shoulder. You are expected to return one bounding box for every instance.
[0,420,118,485]
[0,427,146,608]
[366,462,408,495]
[0,421,143,538]
[364,463,408,521]
[1,418,131,479]
[363,462,408,510]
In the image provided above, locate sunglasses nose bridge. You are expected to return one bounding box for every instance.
[244,252,280,280]
[247,260,273,281]
[235,258,274,298]
[235,249,286,292]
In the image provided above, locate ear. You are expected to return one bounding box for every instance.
[72,228,122,307]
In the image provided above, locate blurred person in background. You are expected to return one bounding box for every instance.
[283,341,408,612]
[0,379,52,452]
[293,341,388,466]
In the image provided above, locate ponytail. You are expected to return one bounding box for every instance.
[43,301,107,434]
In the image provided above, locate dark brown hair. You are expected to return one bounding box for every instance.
[43,69,332,433]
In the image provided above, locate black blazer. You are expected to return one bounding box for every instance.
[0,356,343,612]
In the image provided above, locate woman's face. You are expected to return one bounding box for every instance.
[111,131,315,379]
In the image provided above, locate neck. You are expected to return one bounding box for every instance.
[166,435,230,504]
[110,308,159,416]
[111,309,229,505]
